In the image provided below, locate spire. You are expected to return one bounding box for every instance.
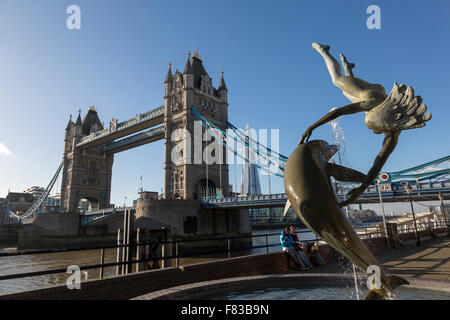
[183,51,192,75]
[75,109,82,126]
[66,114,73,130]
[190,49,207,89]
[192,48,202,61]
[219,70,227,91]
[89,102,96,112]
[165,61,173,83]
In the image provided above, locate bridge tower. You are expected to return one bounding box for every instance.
[59,107,114,212]
[163,50,229,200]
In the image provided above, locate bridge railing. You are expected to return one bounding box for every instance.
[396,217,447,234]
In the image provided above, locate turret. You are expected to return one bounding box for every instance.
[183,51,194,89]
[65,114,74,137]
[218,70,228,103]
[74,109,83,142]
[164,62,173,96]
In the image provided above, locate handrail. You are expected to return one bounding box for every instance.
[0,223,446,284]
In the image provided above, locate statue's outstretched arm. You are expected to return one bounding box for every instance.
[299,99,377,145]
[339,131,401,207]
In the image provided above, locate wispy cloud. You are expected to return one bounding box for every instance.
[0,143,12,156]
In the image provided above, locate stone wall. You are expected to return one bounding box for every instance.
[17,213,80,249]
[135,199,251,238]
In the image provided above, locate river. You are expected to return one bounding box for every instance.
[0,228,317,295]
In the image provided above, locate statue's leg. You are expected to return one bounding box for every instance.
[312,42,381,102]
[312,42,343,86]
[339,53,355,77]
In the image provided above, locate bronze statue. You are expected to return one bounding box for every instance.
[282,43,435,299]
[300,43,431,206]
[283,140,409,299]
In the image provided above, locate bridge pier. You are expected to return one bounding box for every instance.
[135,198,252,257]
[17,213,80,249]
[135,199,251,237]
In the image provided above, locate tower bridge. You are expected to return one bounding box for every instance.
[58,50,230,215]
[1,51,449,247]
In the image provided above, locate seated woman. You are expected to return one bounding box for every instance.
[289,226,312,269]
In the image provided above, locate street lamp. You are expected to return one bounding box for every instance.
[438,192,449,234]
[405,184,421,246]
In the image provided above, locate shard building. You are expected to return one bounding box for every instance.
[240,125,262,195]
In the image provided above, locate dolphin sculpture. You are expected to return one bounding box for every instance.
[283,140,408,300]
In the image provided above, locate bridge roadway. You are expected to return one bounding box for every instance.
[79,179,450,224]
[204,179,450,209]
[76,105,164,150]
[100,125,164,153]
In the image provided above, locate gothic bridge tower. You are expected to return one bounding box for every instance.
[164,50,229,200]
[60,107,114,212]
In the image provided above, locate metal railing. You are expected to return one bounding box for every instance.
[0,229,313,283]
[0,222,447,286]
[396,219,448,235]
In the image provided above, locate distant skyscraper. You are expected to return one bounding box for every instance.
[240,124,261,195]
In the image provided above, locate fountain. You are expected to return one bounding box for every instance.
[133,274,450,300]
[285,42,431,300]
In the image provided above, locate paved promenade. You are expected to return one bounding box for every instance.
[377,237,449,281]
[314,237,449,281]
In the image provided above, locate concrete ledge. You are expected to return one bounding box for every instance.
[132,273,450,300]
[132,273,356,300]
[0,252,290,300]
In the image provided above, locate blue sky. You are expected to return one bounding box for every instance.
[0,0,449,211]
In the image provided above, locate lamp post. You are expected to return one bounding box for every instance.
[376,179,390,247]
[438,192,448,234]
[405,184,421,246]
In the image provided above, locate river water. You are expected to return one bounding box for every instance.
[0,228,316,295]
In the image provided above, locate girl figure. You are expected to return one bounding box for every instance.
[300,43,431,206]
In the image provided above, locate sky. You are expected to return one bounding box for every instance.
[0,0,449,213]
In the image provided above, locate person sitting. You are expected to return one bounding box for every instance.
[280,227,308,270]
[308,241,326,266]
[289,226,313,269]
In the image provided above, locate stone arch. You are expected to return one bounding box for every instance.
[194,175,218,199]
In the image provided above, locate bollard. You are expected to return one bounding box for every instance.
[136,228,141,273]
[99,248,105,279]
[121,210,128,275]
[161,243,166,269]
[125,209,132,274]
[227,238,231,259]
[265,234,269,254]
[116,229,122,276]
[175,241,179,268]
